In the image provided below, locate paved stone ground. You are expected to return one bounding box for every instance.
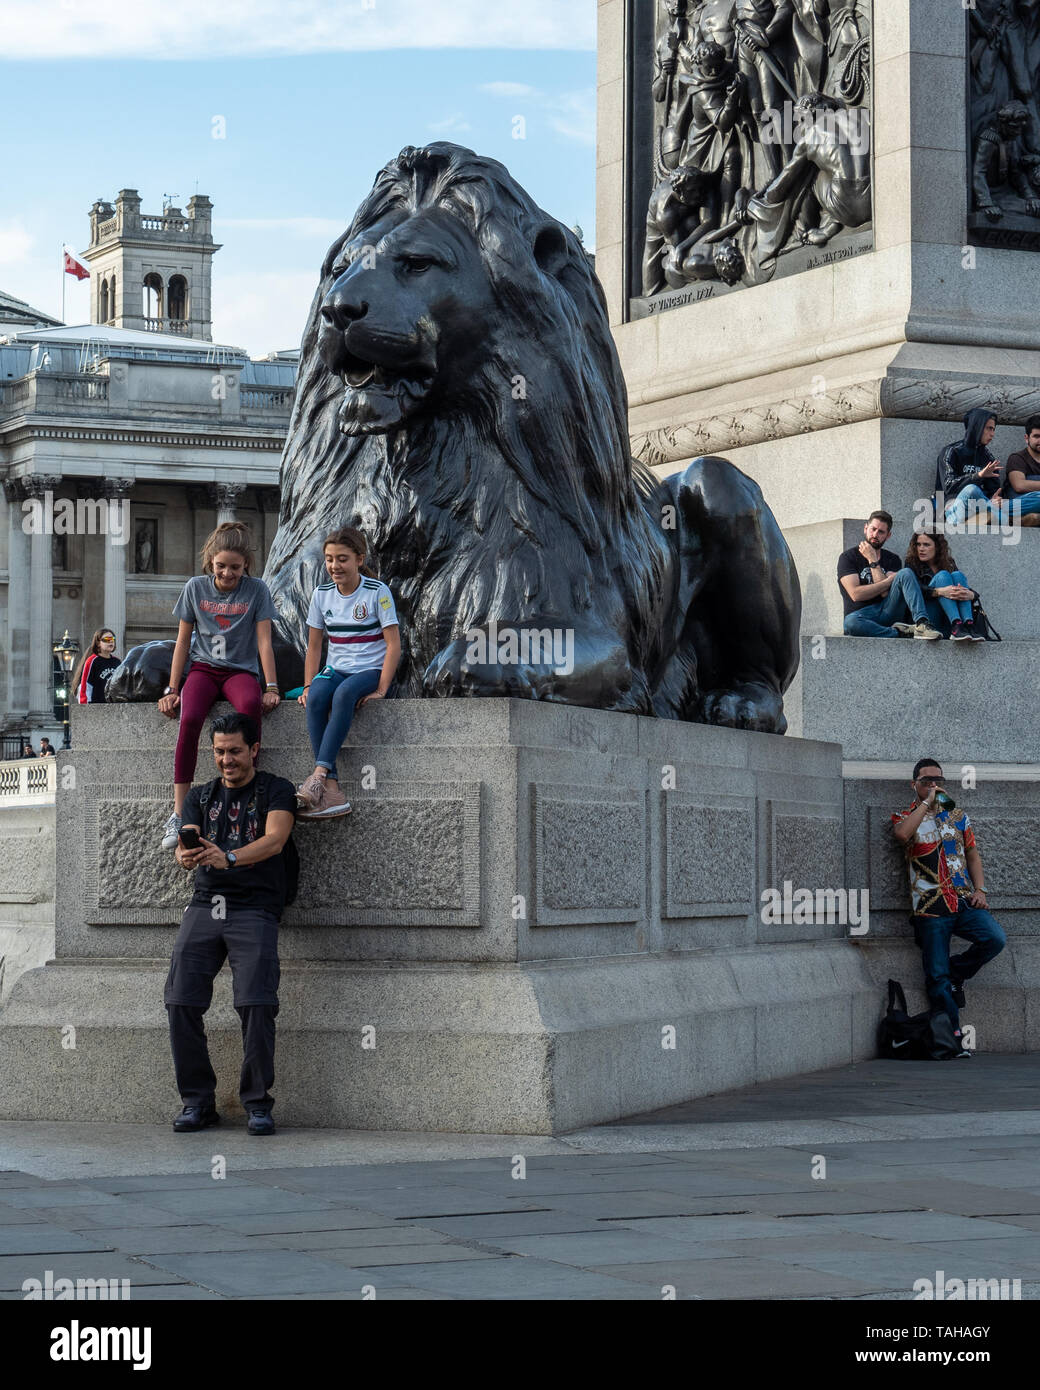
[2,1057,1039,1300]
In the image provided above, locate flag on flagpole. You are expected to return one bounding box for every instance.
[63,246,89,281]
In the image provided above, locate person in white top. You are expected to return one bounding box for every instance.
[296,527,401,818]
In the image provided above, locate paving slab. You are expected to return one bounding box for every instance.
[514,1189,758,1220]
[80,1225,280,1255]
[347,1256,653,1300]
[604,1214,839,1244]
[822,1179,1040,1218]
[25,1200,216,1230]
[761,1246,1032,1290]
[0,1251,186,1291]
[288,1187,551,1219]
[0,1203,53,1226]
[0,1225,115,1256]
[586,1257,880,1299]
[319,1243,501,1266]
[399,1210,609,1239]
[916,1238,1040,1269]
[135,1249,378,1297]
[260,1287,463,1299]
[139,1187,346,1219]
[213,1208,399,1236]
[0,1187,124,1210]
[257,1225,451,1251]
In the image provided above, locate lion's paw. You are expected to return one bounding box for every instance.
[701,683,787,734]
[422,639,539,700]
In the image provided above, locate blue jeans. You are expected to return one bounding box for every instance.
[944,484,996,526]
[843,568,929,637]
[913,902,1006,1029]
[945,486,1040,525]
[305,666,380,778]
[924,569,973,632]
[1003,492,1040,518]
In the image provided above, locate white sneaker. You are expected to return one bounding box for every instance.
[161,812,182,850]
[912,620,942,641]
[892,622,916,637]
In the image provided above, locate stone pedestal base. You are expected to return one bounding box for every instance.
[0,700,883,1133]
[0,944,876,1133]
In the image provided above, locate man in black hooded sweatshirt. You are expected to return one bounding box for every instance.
[938,408,1003,528]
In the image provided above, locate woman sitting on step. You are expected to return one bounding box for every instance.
[904,532,985,642]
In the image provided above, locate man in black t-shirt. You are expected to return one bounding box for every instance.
[837,510,941,639]
[165,711,295,1136]
[1003,414,1040,525]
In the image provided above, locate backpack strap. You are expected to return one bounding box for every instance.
[253,769,269,830]
[887,978,909,1016]
[197,776,222,813]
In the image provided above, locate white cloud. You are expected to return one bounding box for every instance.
[0,0,595,59]
[427,113,473,135]
[479,81,538,98]
[481,83,596,147]
[216,217,346,238]
[544,90,596,147]
[211,269,319,358]
[0,221,34,265]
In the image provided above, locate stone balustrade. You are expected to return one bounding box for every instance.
[0,758,57,806]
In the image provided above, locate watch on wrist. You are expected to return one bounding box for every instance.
[226,851,237,868]
[163,686,175,696]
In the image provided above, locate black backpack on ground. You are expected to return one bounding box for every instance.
[197,770,299,909]
[969,591,1001,640]
[877,979,962,1060]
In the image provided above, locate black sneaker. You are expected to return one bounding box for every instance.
[951,983,966,1009]
[247,1108,276,1136]
[173,1104,219,1132]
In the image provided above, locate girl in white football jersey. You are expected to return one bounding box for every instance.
[296,527,400,818]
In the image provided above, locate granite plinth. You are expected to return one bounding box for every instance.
[0,700,880,1133]
[794,637,1040,763]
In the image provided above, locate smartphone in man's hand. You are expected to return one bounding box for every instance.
[178,827,201,850]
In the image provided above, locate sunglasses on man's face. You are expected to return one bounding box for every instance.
[918,776,945,786]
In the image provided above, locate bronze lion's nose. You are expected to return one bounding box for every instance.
[321,286,368,330]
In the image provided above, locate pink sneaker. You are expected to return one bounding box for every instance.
[309,781,353,819]
[296,773,326,816]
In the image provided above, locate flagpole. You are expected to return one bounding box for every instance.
[61,244,66,324]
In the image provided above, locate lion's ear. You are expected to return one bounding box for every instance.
[532,223,570,279]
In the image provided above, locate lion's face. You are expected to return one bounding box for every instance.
[318,207,499,435]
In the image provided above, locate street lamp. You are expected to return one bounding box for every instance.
[52,629,79,750]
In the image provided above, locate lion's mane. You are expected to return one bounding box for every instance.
[265,142,673,696]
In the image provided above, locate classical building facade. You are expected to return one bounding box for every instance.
[0,193,296,736]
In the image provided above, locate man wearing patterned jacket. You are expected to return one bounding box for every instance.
[891,758,1006,1051]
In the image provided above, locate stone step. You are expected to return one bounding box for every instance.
[786,634,1040,762]
[786,518,1040,640]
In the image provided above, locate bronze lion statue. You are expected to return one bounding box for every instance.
[112,142,799,731]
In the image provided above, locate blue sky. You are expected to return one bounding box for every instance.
[0,0,596,355]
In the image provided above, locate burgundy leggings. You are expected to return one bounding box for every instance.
[174,664,263,784]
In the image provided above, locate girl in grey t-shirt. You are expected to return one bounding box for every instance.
[157,522,281,849]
